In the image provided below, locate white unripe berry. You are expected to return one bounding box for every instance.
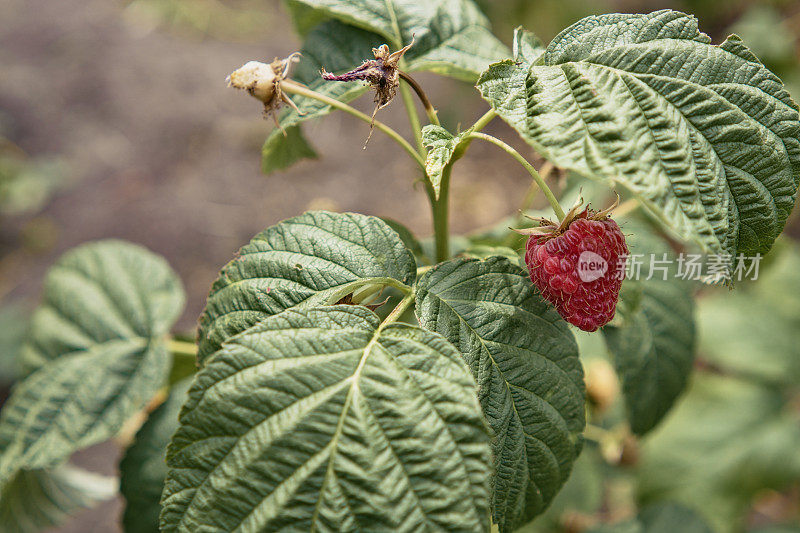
[227,61,279,105]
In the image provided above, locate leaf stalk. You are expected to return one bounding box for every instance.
[380,290,416,328]
[468,132,565,221]
[399,71,440,126]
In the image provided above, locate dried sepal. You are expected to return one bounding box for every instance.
[592,193,621,220]
[227,53,302,134]
[511,194,621,241]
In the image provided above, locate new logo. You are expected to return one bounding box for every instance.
[577,251,608,282]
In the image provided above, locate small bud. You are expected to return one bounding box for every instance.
[228,60,279,105]
[227,53,302,133]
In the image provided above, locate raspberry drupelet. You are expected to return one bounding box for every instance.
[521,202,628,332]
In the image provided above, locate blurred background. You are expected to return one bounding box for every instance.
[1,0,799,531]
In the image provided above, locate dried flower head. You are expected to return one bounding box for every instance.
[227,53,302,133]
[321,39,414,133]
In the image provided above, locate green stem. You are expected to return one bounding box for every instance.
[399,71,439,126]
[351,284,382,304]
[281,80,425,171]
[168,339,197,357]
[383,0,404,50]
[469,109,496,133]
[350,277,411,304]
[518,162,552,214]
[519,180,540,215]
[399,81,424,153]
[432,165,452,262]
[380,290,415,328]
[424,112,497,263]
[468,132,565,221]
[393,66,446,261]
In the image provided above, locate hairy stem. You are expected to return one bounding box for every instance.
[432,164,452,263]
[393,66,448,262]
[470,109,496,133]
[399,71,439,126]
[281,80,425,170]
[518,162,553,214]
[468,132,565,221]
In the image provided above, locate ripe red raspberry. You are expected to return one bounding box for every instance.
[523,207,628,332]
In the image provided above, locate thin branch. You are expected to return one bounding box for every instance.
[282,80,425,170]
[468,132,565,220]
[399,71,439,126]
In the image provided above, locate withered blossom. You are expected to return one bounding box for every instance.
[321,40,414,126]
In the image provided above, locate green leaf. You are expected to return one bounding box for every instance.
[749,527,800,533]
[604,278,695,436]
[459,245,521,265]
[381,217,426,263]
[0,240,184,485]
[421,125,468,198]
[730,6,797,67]
[161,305,491,532]
[698,296,798,385]
[0,151,63,217]
[414,256,585,531]
[750,241,800,319]
[196,211,416,365]
[635,243,800,532]
[638,373,800,532]
[603,223,696,435]
[0,465,117,533]
[286,0,509,81]
[120,380,191,533]
[517,447,604,532]
[283,0,329,37]
[636,503,714,533]
[511,26,545,68]
[0,304,28,383]
[698,242,800,385]
[478,10,800,265]
[261,125,318,174]
[261,21,379,173]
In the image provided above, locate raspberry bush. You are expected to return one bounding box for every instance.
[0,3,798,533]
